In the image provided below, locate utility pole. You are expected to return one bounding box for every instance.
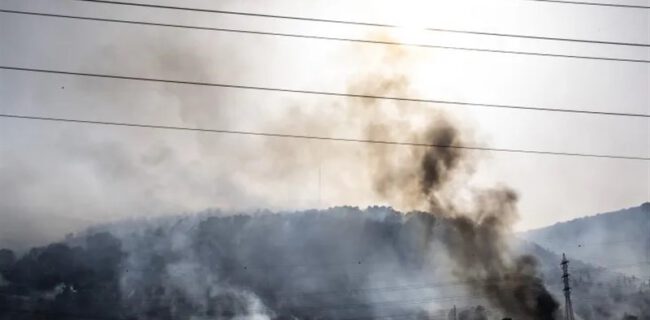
[561,253,575,320]
[452,305,457,320]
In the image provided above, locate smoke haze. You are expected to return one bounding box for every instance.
[1,2,648,318]
[0,22,568,316]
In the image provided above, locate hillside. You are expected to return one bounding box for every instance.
[1,207,648,319]
[521,203,650,278]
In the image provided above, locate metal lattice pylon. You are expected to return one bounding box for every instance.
[561,253,575,320]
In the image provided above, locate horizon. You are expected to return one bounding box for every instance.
[3,201,648,251]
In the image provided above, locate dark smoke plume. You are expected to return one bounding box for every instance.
[365,119,560,319]
[343,39,560,319]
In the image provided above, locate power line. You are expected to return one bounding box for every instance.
[0,293,469,318]
[0,289,476,313]
[2,308,121,320]
[296,295,478,311]
[576,239,641,247]
[0,269,537,302]
[2,257,645,314]
[591,261,650,269]
[342,311,449,320]
[112,261,579,298]
[120,264,490,296]
[572,261,650,273]
[281,278,529,297]
[1,308,441,320]
[1,113,648,161]
[522,238,647,248]
[2,66,649,119]
[522,0,650,9]
[1,10,648,64]
[70,0,650,47]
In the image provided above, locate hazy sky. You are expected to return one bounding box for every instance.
[0,0,648,248]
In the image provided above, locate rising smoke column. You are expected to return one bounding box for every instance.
[348,38,560,319]
[366,108,558,319]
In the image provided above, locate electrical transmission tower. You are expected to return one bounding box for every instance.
[561,253,575,320]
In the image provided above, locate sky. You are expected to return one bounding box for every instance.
[0,0,648,249]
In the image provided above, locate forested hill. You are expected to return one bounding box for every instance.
[521,202,650,277]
